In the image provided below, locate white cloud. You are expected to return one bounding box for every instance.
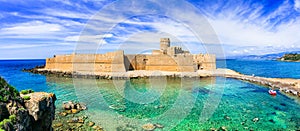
[41,8,92,19]
[65,34,113,42]
[0,44,48,49]
[207,16,300,48]
[0,21,63,36]
[295,0,300,11]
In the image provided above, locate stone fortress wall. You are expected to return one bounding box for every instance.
[45,38,216,73]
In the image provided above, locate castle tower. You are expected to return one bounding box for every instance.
[160,38,170,54]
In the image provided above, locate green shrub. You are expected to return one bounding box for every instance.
[9,115,16,123]
[23,96,31,100]
[18,107,26,111]
[20,89,34,95]
[0,77,20,103]
[20,90,29,95]
[0,118,12,128]
[3,96,8,102]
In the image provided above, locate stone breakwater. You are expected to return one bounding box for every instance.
[24,67,300,98]
[217,70,300,98]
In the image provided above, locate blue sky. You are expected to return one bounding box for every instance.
[0,0,300,59]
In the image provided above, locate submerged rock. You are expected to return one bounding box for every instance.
[71,109,79,114]
[88,121,95,127]
[269,119,275,123]
[142,123,156,131]
[67,117,79,123]
[93,125,104,131]
[252,117,259,122]
[109,104,126,112]
[210,127,217,131]
[53,122,63,127]
[219,126,227,131]
[224,115,231,120]
[154,123,164,128]
[62,101,87,111]
[59,112,68,117]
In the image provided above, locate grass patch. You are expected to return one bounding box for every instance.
[20,89,34,95]
[22,96,31,100]
[0,118,12,130]
[8,115,16,123]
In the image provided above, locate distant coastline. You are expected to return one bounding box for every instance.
[277,53,300,62]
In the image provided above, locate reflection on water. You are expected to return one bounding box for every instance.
[46,76,300,130]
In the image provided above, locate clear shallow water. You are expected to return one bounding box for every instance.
[0,60,300,130]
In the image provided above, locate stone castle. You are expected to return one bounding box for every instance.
[45,38,216,73]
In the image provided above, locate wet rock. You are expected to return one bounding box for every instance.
[78,118,84,123]
[63,102,72,110]
[92,125,103,131]
[78,103,87,110]
[71,109,79,114]
[142,123,156,131]
[67,117,79,123]
[109,104,126,112]
[241,121,245,125]
[158,105,164,108]
[224,115,231,120]
[76,123,83,128]
[88,121,95,127]
[53,123,63,127]
[252,117,259,122]
[290,90,297,96]
[59,112,68,117]
[154,123,164,128]
[65,110,71,114]
[219,126,227,131]
[210,127,217,131]
[62,101,87,111]
[269,119,275,123]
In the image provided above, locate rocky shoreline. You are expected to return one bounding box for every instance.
[0,77,56,131]
[23,66,214,79]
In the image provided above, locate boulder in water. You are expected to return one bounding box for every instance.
[142,123,156,131]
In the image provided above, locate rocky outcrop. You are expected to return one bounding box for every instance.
[23,92,56,130]
[0,77,56,131]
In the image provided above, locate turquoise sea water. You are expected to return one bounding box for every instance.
[0,59,300,130]
[217,59,300,79]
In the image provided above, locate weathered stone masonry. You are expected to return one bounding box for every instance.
[45,38,216,73]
